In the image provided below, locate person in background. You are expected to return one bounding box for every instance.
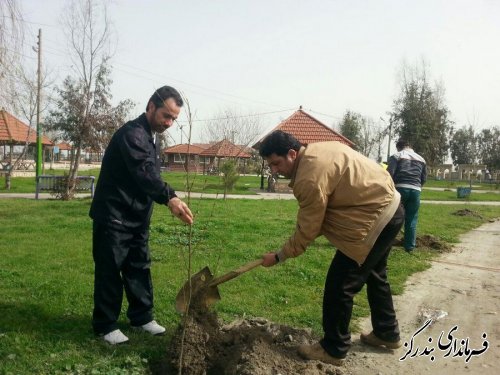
[387,139,426,252]
[485,169,492,184]
[89,85,193,345]
[259,130,404,366]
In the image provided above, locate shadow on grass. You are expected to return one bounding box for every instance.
[0,300,174,372]
[0,301,93,340]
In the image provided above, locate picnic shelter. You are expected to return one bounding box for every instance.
[0,109,52,172]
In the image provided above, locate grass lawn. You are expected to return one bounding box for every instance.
[420,189,500,201]
[0,197,499,374]
[1,170,500,202]
[0,170,262,196]
[424,178,499,191]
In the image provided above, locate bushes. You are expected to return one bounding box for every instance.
[220,160,239,194]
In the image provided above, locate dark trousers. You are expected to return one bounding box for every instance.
[397,187,421,250]
[320,204,405,358]
[92,221,154,335]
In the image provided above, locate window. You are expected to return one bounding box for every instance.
[174,154,185,163]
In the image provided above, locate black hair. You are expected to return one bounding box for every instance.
[146,86,183,111]
[396,139,410,151]
[259,130,302,157]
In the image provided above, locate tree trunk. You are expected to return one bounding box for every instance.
[62,144,81,200]
[3,143,29,190]
[4,172,11,190]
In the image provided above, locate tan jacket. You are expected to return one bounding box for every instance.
[278,142,400,265]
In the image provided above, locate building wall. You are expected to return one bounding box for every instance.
[429,163,498,182]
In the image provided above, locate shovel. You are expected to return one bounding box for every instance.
[175,258,264,313]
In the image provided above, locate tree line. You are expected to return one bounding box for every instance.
[1,0,135,196]
[1,0,266,194]
[2,1,498,197]
[337,61,499,171]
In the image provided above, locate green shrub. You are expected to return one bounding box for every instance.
[220,159,239,193]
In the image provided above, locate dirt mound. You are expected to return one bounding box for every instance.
[392,235,451,252]
[416,234,451,251]
[452,208,483,219]
[160,314,347,375]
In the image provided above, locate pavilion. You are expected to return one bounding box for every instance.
[0,109,52,171]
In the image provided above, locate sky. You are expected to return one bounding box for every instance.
[18,0,500,147]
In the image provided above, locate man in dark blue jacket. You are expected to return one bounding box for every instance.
[90,86,193,344]
[387,139,426,252]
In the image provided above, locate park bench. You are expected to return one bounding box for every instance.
[35,175,95,199]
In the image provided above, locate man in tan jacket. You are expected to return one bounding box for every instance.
[260,130,404,366]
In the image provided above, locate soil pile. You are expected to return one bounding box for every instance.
[161,313,347,375]
[452,208,483,219]
[392,235,451,252]
[415,234,451,252]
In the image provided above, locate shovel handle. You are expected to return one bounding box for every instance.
[209,258,264,287]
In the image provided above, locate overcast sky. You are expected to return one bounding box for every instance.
[20,0,500,146]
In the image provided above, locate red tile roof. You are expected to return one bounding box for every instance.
[0,110,52,145]
[55,142,72,151]
[164,144,207,155]
[254,109,354,148]
[199,139,252,158]
[192,143,211,149]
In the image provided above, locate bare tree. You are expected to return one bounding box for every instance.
[1,0,54,189]
[201,108,263,147]
[360,118,385,160]
[337,110,384,159]
[53,0,114,199]
[3,67,52,189]
[0,0,25,111]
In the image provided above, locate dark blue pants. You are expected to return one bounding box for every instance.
[92,221,154,335]
[320,204,404,358]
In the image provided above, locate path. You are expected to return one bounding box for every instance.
[345,219,500,375]
[423,187,499,194]
[2,191,500,205]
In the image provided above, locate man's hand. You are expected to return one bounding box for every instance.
[167,197,194,225]
[262,252,279,267]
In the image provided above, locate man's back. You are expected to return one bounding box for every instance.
[387,148,426,190]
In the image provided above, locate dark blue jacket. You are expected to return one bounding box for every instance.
[387,148,427,191]
[89,113,177,230]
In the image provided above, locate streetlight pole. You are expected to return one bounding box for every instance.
[386,116,392,162]
[380,116,393,162]
[35,28,42,177]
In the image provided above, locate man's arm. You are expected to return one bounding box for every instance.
[120,127,176,204]
[387,156,398,179]
[262,180,328,267]
[421,163,427,186]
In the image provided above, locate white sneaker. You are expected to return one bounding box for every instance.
[103,329,129,345]
[133,320,166,336]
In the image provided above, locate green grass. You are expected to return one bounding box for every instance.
[159,172,262,195]
[3,169,499,200]
[0,170,262,195]
[420,189,500,201]
[424,178,500,191]
[0,197,499,374]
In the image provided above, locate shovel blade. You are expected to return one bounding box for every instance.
[202,285,222,310]
[175,266,221,313]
